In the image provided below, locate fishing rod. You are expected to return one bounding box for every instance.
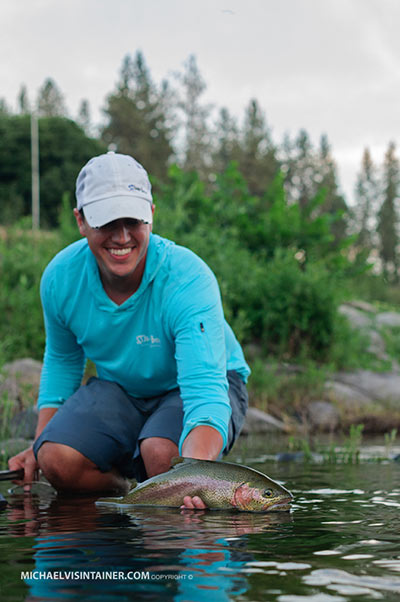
[0,468,24,481]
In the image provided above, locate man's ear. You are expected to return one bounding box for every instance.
[73,208,87,237]
[150,204,155,232]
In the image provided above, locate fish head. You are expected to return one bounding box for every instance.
[233,479,293,512]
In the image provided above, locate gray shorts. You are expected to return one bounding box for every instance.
[33,371,248,482]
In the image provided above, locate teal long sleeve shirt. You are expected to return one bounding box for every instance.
[38,234,250,452]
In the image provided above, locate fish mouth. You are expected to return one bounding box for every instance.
[267,497,293,511]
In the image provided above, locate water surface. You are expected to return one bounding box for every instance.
[1,435,400,601]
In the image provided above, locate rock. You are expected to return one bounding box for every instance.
[0,438,32,459]
[0,358,42,408]
[276,451,324,463]
[9,408,38,439]
[241,407,288,435]
[325,380,373,406]
[338,305,373,329]
[367,329,388,360]
[306,401,340,432]
[376,312,400,328]
[344,300,378,313]
[334,370,400,403]
[243,343,263,361]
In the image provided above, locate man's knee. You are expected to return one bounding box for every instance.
[140,437,178,477]
[37,442,96,489]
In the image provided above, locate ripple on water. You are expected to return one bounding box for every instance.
[373,559,400,572]
[308,489,365,495]
[278,594,347,601]
[304,568,400,594]
[244,561,311,571]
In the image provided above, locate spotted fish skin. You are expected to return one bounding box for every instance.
[97,457,293,512]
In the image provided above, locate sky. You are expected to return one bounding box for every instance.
[2,0,400,204]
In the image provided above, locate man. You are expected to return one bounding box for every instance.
[9,151,250,508]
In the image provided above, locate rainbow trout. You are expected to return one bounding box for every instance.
[97,457,292,512]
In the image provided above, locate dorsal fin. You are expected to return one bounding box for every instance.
[170,456,198,469]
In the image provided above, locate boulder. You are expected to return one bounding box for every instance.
[243,342,263,362]
[0,358,42,409]
[338,305,373,329]
[345,300,378,313]
[376,312,400,328]
[241,407,288,435]
[0,438,32,460]
[334,370,400,404]
[325,380,373,406]
[306,401,340,432]
[367,329,389,360]
[9,407,38,439]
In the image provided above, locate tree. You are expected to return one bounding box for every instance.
[377,142,400,282]
[237,98,279,197]
[211,107,240,175]
[353,148,378,250]
[77,99,92,136]
[317,134,348,241]
[0,114,105,227]
[177,55,213,178]
[283,129,316,208]
[102,51,173,182]
[17,84,30,114]
[0,98,10,114]
[36,78,67,117]
[282,131,348,240]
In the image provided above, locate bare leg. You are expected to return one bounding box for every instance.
[37,442,129,494]
[140,437,207,509]
[140,437,179,478]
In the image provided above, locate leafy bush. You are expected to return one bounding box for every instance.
[0,162,370,368]
[0,221,61,361]
[154,163,365,361]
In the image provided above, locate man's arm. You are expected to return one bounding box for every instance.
[8,407,58,490]
[179,425,224,510]
[181,425,223,460]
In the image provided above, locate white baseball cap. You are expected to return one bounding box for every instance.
[76,151,153,227]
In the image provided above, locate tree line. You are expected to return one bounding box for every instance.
[0,51,399,281]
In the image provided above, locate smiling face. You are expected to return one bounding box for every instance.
[74,207,154,295]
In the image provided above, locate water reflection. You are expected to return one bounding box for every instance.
[2,445,400,601]
[3,488,292,600]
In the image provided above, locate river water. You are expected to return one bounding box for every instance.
[1,435,400,601]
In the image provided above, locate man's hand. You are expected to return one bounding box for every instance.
[8,447,39,492]
[8,406,57,492]
[180,425,223,509]
[180,495,207,510]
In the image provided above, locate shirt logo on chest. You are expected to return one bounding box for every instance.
[136,334,161,347]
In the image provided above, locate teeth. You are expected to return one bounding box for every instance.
[109,248,132,256]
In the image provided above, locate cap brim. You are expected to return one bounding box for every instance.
[82,196,153,228]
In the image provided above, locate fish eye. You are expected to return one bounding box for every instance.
[264,489,273,497]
